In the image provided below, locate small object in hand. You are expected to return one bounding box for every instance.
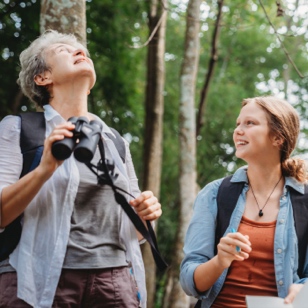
[231,228,241,252]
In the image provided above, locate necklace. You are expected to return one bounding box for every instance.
[249,176,282,217]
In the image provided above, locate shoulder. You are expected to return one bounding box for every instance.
[194,178,224,209]
[0,115,21,137]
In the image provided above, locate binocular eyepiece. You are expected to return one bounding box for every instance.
[51,116,103,163]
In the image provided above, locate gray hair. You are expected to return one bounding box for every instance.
[18,30,89,107]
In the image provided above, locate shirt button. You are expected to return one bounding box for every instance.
[279,280,284,285]
[281,196,286,200]
[277,248,282,254]
[279,219,285,224]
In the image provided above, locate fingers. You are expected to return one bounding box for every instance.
[216,231,252,268]
[227,230,251,253]
[46,122,75,148]
[129,191,162,221]
[38,122,75,175]
[284,284,303,304]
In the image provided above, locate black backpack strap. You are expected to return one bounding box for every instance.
[19,112,46,176]
[215,175,245,253]
[106,128,126,163]
[289,185,308,279]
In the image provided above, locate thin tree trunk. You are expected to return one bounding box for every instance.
[142,0,167,307]
[40,0,86,45]
[196,0,224,137]
[163,0,201,307]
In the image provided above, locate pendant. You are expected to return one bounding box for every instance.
[259,209,264,217]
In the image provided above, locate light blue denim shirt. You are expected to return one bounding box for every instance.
[180,167,308,308]
[0,106,147,308]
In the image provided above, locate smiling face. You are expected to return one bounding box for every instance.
[233,101,280,164]
[43,43,96,90]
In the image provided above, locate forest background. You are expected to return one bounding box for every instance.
[1,0,308,307]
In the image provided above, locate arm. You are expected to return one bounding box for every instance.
[194,230,251,292]
[0,117,75,227]
[180,180,251,296]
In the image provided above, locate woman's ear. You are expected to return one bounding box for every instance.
[34,72,52,86]
[272,135,283,147]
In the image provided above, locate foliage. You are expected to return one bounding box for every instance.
[0,0,40,115]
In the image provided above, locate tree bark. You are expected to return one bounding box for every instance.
[40,0,86,45]
[142,0,167,307]
[163,0,201,307]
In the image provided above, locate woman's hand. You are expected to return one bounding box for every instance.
[37,122,75,179]
[216,230,252,268]
[284,283,303,304]
[129,190,162,221]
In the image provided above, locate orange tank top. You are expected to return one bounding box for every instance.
[211,216,277,308]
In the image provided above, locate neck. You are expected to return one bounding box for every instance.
[246,163,283,190]
[49,86,90,120]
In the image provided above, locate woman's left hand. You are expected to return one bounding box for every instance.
[284,283,303,304]
[129,191,162,221]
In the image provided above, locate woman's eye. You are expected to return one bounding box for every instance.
[247,121,254,125]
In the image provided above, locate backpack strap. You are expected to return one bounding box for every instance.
[106,128,126,163]
[289,185,308,279]
[214,176,245,253]
[19,112,46,176]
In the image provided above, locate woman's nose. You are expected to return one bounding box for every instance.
[74,49,86,57]
[234,125,244,135]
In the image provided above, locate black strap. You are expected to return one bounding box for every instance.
[215,175,308,278]
[95,139,168,271]
[19,112,46,177]
[289,185,308,278]
[214,176,245,253]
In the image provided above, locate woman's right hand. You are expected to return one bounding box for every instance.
[216,230,252,268]
[37,122,75,179]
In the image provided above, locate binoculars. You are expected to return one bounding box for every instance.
[51,116,103,163]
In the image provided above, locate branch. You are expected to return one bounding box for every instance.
[129,0,168,49]
[196,0,224,137]
[259,0,307,79]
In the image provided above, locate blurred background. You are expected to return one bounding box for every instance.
[1,0,308,307]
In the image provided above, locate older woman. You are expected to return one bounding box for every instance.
[0,30,161,308]
[180,96,307,307]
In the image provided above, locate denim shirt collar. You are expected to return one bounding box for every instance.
[230,165,305,195]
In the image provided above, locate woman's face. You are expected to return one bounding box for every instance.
[43,43,96,90]
[233,101,279,163]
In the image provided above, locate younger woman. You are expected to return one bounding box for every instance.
[180,96,307,307]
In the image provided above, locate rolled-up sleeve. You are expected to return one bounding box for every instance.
[180,179,222,298]
[0,116,23,228]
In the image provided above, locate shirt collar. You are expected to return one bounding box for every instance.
[230,165,305,194]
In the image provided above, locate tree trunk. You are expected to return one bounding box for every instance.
[40,0,86,45]
[196,0,224,137]
[142,0,167,307]
[164,0,201,307]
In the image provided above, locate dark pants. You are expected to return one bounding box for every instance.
[0,267,140,308]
